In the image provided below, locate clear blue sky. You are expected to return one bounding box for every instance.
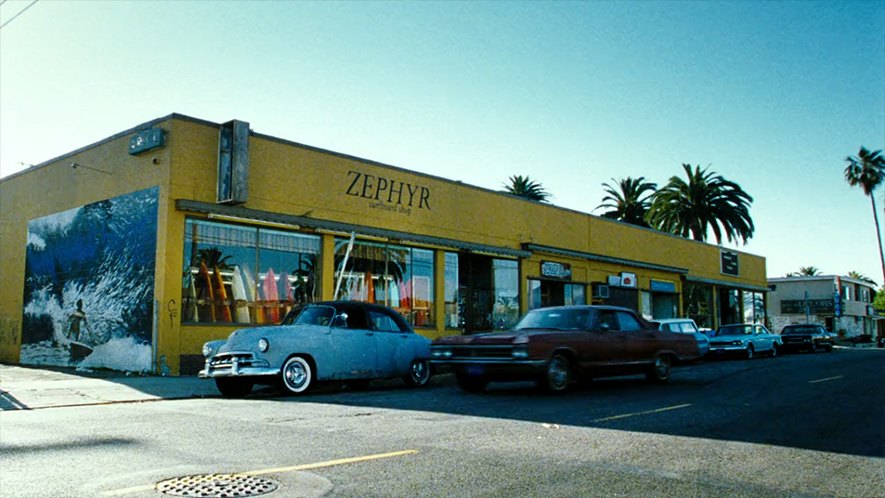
[2,1,883,282]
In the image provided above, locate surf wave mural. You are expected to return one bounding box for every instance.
[20,187,159,372]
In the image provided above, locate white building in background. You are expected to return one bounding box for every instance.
[767,275,878,338]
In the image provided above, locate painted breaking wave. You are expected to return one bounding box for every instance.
[20,187,158,373]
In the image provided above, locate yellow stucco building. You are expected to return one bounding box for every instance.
[0,114,767,375]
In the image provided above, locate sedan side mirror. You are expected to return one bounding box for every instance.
[332,312,349,328]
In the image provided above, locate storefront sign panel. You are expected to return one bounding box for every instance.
[541,261,572,280]
[781,299,834,315]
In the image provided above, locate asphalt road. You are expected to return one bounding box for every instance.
[1,348,883,497]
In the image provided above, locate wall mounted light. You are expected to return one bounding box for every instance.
[70,163,111,174]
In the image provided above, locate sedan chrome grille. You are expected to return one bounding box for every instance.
[209,352,261,370]
[450,346,515,360]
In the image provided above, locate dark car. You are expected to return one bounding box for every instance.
[780,324,834,353]
[430,305,702,393]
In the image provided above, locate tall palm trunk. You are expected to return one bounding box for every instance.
[871,195,885,285]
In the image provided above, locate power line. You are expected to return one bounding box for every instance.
[0,0,39,31]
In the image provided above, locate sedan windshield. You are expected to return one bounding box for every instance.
[716,325,753,336]
[783,326,819,335]
[292,305,336,326]
[514,308,590,331]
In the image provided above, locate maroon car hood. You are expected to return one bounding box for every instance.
[434,330,555,345]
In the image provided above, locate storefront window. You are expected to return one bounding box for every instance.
[334,239,434,328]
[182,219,320,325]
[529,280,542,310]
[565,284,586,306]
[444,252,460,328]
[685,282,713,329]
[743,291,765,324]
[528,280,584,310]
[493,259,519,329]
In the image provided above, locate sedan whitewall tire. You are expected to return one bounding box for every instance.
[404,359,431,387]
[281,356,313,394]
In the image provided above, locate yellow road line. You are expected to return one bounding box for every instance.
[592,403,692,423]
[243,449,419,476]
[809,375,843,384]
[100,449,419,496]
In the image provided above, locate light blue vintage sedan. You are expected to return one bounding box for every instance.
[199,301,432,397]
[709,323,782,359]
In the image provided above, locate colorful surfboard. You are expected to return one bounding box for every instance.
[213,265,233,322]
[231,265,251,323]
[186,270,199,322]
[278,271,293,302]
[263,268,280,323]
[242,266,264,324]
[199,262,216,322]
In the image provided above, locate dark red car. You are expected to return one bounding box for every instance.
[431,305,702,393]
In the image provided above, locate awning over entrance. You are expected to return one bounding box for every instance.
[176,199,531,259]
[522,243,688,275]
[684,275,770,293]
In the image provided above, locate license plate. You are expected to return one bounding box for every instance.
[466,365,485,376]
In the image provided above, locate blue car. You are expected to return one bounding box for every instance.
[651,318,710,357]
[199,301,432,397]
[709,323,782,359]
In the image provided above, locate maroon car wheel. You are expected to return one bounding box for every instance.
[645,354,672,383]
[542,354,573,393]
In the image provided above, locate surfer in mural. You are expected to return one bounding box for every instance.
[68,299,88,342]
[67,299,93,362]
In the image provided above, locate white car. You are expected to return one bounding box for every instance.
[709,323,781,359]
[651,318,709,356]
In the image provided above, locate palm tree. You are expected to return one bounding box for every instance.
[646,164,754,244]
[799,266,821,276]
[847,270,876,286]
[786,266,821,277]
[595,177,657,227]
[844,147,885,284]
[503,175,550,202]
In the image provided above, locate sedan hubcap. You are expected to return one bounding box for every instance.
[548,358,569,389]
[285,363,307,388]
[655,357,670,376]
[411,361,428,382]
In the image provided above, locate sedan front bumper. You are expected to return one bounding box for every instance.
[431,358,547,380]
[198,351,279,379]
[708,344,748,354]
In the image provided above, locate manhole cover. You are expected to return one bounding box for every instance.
[156,473,279,497]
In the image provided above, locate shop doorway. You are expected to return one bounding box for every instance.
[529,279,587,309]
[457,253,519,333]
[606,287,639,312]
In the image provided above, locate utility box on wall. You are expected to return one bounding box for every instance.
[217,120,250,205]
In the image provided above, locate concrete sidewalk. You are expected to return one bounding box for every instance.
[0,364,218,410]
